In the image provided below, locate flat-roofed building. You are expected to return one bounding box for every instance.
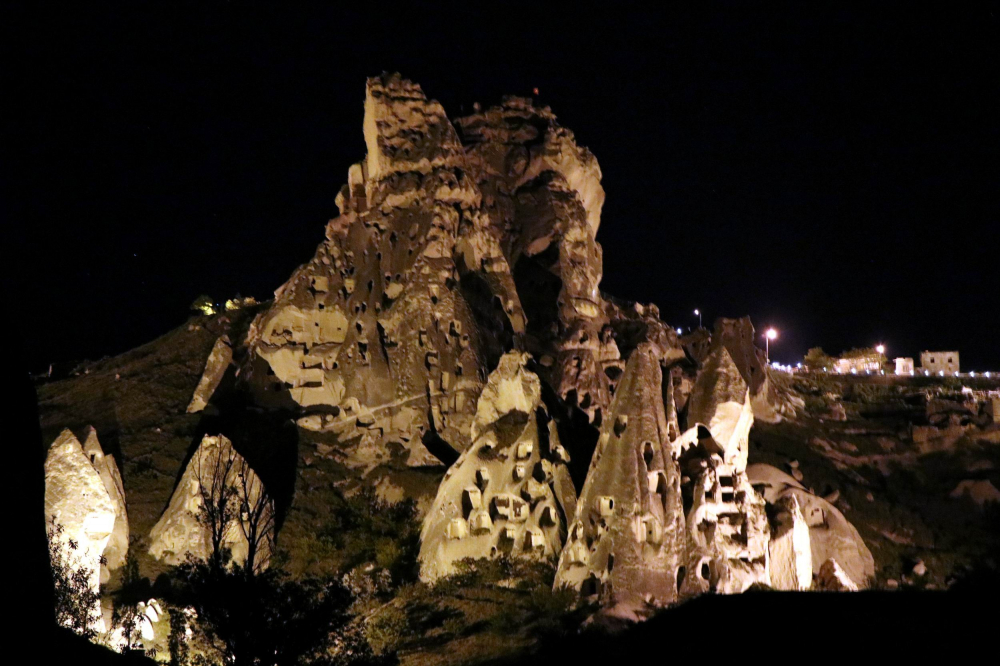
[920,351,959,374]
[894,357,914,375]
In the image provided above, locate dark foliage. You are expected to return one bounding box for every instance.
[169,561,356,666]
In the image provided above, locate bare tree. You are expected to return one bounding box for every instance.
[193,437,273,575]
[236,455,275,575]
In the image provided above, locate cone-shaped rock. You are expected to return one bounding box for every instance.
[149,434,274,570]
[554,345,684,609]
[81,427,128,576]
[419,352,573,582]
[45,428,116,631]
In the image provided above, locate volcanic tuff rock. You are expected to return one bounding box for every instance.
[81,427,129,576]
[554,345,685,608]
[419,352,575,581]
[676,338,770,595]
[149,434,274,570]
[767,495,813,591]
[246,75,676,471]
[45,428,120,630]
[246,74,527,466]
[748,463,874,587]
[187,335,233,413]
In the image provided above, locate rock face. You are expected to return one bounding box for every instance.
[45,428,119,630]
[225,75,872,615]
[768,495,813,591]
[748,463,874,588]
[81,427,129,576]
[245,76,672,467]
[554,345,685,608]
[149,434,274,570]
[815,558,859,591]
[187,336,233,413]
[678,339,770,595]
[419,352,574,581]
[246,74,526,466]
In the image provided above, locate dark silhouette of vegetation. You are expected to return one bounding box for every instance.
[169,561,364,665]
[803,347,837,371]
[48,518,103,640]
[193,442,274,575]
[318,488,420,585]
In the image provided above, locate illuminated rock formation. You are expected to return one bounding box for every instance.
[677,334,770,595]
[767,495,813,591]
[187,335,233,413]
[419,352,574,581]
[44,428,118,631]
[456,98,625,423]
[554,345,685,609]
[815,558,859,591]
[748,463,874,588]
[81,427,129,577]
[149,434,274,570]
[247,74,525,465]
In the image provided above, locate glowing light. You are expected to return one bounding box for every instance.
[876,344,885,354]
[766,328,778,340]
[970,371,976,377]
[676,328,683,335]
[694,309,700,315]
[986,372,992,378]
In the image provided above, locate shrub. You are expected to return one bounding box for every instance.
[48,519,103,640]
[318,488,420,585]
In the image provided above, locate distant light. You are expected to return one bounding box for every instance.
[986,372,992,378]
[797,363,802,368]
[939,370,945,376]
[676,328,683,335]
[694,309,700,315]
[766,328,778,340]
[851,368,857,375]
[876,344,885,354]
[970,371,976,377]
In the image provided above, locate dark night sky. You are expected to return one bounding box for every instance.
[8,5,999,372]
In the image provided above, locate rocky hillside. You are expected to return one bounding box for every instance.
[37,75,1000,664]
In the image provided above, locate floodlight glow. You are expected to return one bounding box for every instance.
[766,328,777,340]
[694,309,699,315]
[676,328,683,335]
[876,344,885,354]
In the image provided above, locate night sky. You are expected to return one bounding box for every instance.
[9,5,999,373]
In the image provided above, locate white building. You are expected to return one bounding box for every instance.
[894,357,914,375]
[920,351,959,374]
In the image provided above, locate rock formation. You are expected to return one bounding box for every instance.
[45,428,120,631]
[149,434,274,570]
[767,495,813,590]
[187,335,233,413]
[226,75,872,615]
[246,74,527,466]
[419,352,575,581]
[81,427,129,577]
[748,463,874,588]
[554,345,685,610]
[676,338,770,595]
[815,558,859,591]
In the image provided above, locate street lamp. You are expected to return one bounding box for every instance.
[694,308,702,328]
[765,328,777,362]
[876,344,885,355]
